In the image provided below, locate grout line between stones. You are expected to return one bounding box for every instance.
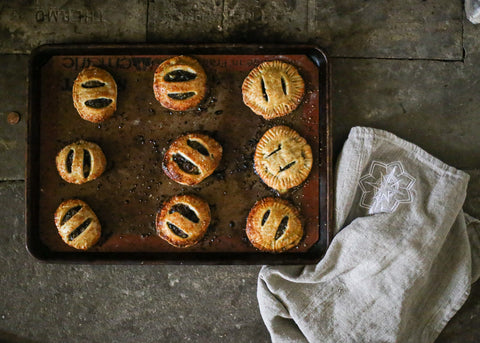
[462,4,466,61]
[331,56,465,63]
[221,0,226,39]
[145,0,150,42]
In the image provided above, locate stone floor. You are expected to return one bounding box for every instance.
[0,0,479,342]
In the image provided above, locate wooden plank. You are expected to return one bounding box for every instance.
[0,55,28,180]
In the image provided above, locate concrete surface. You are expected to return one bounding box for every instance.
[1,0,480,342]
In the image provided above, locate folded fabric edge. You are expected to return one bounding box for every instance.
[465,213,480,283]
[257,273,309,343]
[466,0,480,24]
[429,288,471,343]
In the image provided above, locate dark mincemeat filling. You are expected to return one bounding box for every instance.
[169,203,199,223]
[85,98,113,108]
[167,92,196,100]
[164,70,197,82]
[167,222,189,238]
[68,218,92,241]
[187,139,209,156]
[279,161,296,173]
[61,205,82,226]
[81,80,105,88]
[173,154,200,175]
[281,77,287,95]
[274,216,289,241]
[83,149,91,178]
[261,77,268,102]
[261,210,271,226]
[266,144,282,158]
[66,149,74,173]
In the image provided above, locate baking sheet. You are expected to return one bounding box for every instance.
[26,44,332,264]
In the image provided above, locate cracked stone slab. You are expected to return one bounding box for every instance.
[463,16,480,66]
[332,57,480,170]
[147,0,224,43]
[310,0,463,59]
[0,0,147,53]
[220,0,462,59]
[222,0,309,42]
[0,55,28,181]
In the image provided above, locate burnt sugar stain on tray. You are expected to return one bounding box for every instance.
[27,44,331,264]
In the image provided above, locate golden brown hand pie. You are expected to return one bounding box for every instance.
[163,133,222,186]
[156,195,211,248]
[254,125,312,193]
[73,66,117,122]
[153,56,207,111]
[54,199,101,250]
[56,140,106,184]
[246,197,303,253]
[242,60,304,119]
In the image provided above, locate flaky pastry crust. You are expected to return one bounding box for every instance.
[56,140,106,184]
[254,126,312,193]
[54,199,101,250]
[163,133,222,186]
[153,56,207,111]
[242,60,304,119]
[73,66,117,122]
[156,195,211,248]
[246,197,303,253]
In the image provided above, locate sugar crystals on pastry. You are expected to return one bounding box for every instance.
[254,125,312,193]
[242,60,304,119]
[153,56,207,111]
[56,140,106,184]
[246,197,303,253]
[73,66,117,123]
[163,133,222,186]
[156,195,211,248]
[54,199,101,250]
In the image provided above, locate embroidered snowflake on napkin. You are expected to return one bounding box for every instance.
[359,161,416,214]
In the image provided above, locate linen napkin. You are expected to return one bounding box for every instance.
[258,126,480,343]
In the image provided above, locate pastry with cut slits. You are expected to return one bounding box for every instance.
[54,199,101,250]
[242,60,304,119]
[73,66,117,122]
[153,56,207,111]
[246,197,303,253]
[254,125,312,193]
[56,140,106,184]
[163,133,222,186]
[156,195,211,248]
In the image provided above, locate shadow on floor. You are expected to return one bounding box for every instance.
[0,331,42,343]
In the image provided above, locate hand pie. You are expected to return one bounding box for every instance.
[254,126,312,193]
[153,56,207,111]
[73,66,117,122]
[56,140,106,184]
[156,195,211,248]
[163,133,222,186]
[246,197,303,253]
[54,199,101,250]
[242,60,304,119]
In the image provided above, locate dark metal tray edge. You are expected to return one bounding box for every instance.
[25,43,332,265]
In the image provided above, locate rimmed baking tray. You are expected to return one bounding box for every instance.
[26,44,332,264]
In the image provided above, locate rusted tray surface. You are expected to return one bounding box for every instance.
[26,44,332,264]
